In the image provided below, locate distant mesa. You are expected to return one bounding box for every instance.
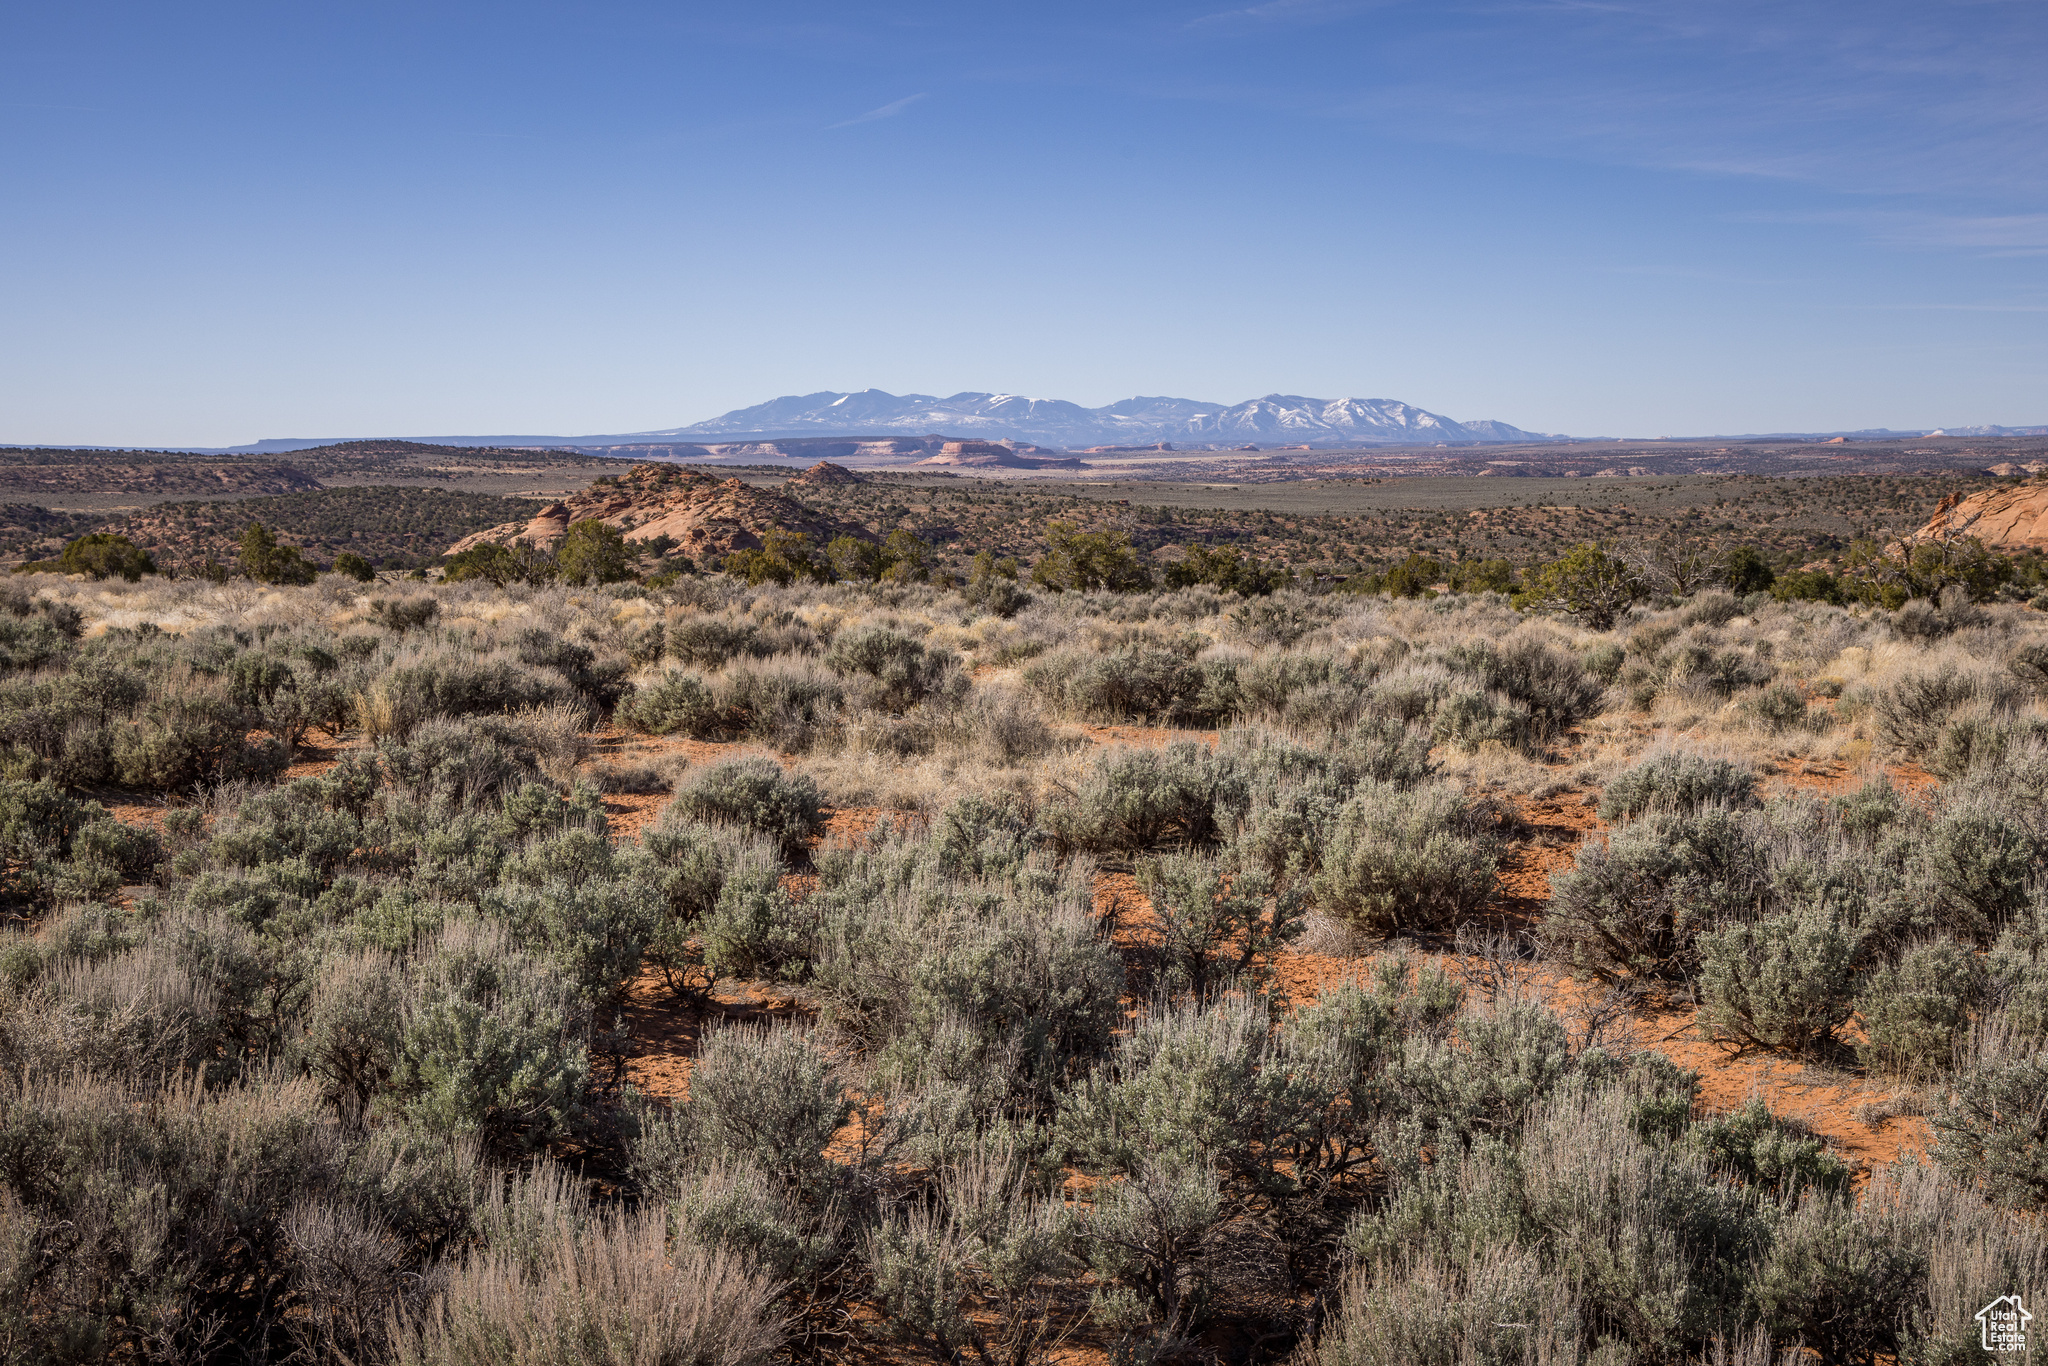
[444,463,862,560]
[1822,437,1847,444]
[1079,442,1176,454]
[914,441,1089,471]
[1901,480,2048,554]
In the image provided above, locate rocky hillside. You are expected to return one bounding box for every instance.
[1901,480,2048,552]
[111,487,543,571]
[445,463,863,560]
[0,451,323,498]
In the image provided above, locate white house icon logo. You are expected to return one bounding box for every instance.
[1978,1295,2032,1352]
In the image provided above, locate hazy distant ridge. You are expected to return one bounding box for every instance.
[633,389,1563,448]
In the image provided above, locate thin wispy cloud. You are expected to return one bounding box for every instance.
[1872,303,2048,314]
[1189,0,1388,27]
[826,93,927,130]
[1733,210,2048,255]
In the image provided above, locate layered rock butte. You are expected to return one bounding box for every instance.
[1901,480,2048,553]
[913,440,1088,471]
[444,463,867,559]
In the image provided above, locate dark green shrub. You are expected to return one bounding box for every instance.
[1042,742,1247,854]
[671,758,824,858]
[367,597,440,634]
[1510,542,1644,629]
[1687,1098,1852,1198]
[1138,853,1304,996]
[556,519,637,585]
[240,519,318,584]
[1856,938,1978,1080]
[1746,681,1814,733]
[1029,522,1152,592]
[1697,907,1859,1059]
[822,625,961,711]
[1448,557,1515,595]
[1166,542,1288,596]
[1026,645,1237,725]
[1771,567,1843,604]
[619,669,724,737]
[665,617,766,668]
[1870,667,2018,759]
[1748,1195,1923,1361]
[391,922,590,1154]
[1935,1050,2048,1210]
[723,529,827,587]
[962,550,1031,616]
[332,551,376,583]
[59,532,155,581]
[1541,808,1768,982]
[1443,638,1606,748]
[684,1025,851,1199]
[1598,752,1760,822]
[1430,688,1530,752]
[1921,798,2037,940]
[1309,783,1498,936]
[442,542,522,586]
[1724,545,1776,594]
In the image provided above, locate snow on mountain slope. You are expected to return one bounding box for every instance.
[628,389,1560,448]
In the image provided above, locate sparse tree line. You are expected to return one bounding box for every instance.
[26,506,2047,665]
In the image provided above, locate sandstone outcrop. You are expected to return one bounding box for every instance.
[790,460,863,487]
[1900,481,2048,553]
[444,463,862,560]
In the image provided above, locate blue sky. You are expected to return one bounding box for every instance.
[3,1,2043,445]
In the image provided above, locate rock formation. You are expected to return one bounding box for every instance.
[1900,481,2048,553]
[444,463,862,560]
[790,460,863,487]
[915,441,1089,471]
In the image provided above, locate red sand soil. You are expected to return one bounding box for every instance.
[1766,756,1937,802]
[1078,723,1219,751]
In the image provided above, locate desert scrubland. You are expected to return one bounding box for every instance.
[3,514,2048,1363]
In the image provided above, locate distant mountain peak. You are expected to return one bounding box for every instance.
[639,389,1560,448]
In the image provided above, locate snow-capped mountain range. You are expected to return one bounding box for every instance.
[632,390,1561,449]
